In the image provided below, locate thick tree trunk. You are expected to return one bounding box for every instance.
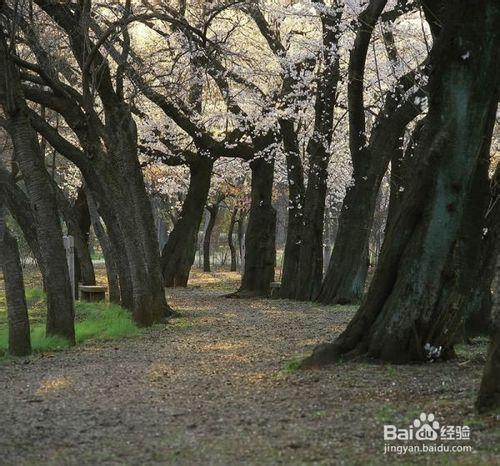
[294,140,333,300]
[438,140,497,341]
[279,120,305,298]
[464,163,500,337]
[161,157,213,286]
[228,208,238,272]
[0,206,31,357]
[203,204,219,272]
[0,34,75,343]
[476,255,500,412]
[386,120,425,230]
[304,1,499,366]
[280,5,342,301]
[109,110,172,322]
[0,166,42,269]
[234,156,276,297]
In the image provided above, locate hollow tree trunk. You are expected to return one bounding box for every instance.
[476,255,500,412]
[228,208,238,272]
[304,1,499,366]
[235,155,276,297]
[0,206,31,356]
[0,34,75,343]
[203,204,219,272]
[161,157,213,286]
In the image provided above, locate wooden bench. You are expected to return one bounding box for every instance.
[270,281,281,298]
[79,285,107,302]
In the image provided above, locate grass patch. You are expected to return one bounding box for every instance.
[75,301,140,342]
[283,356,304,373]
[0,290,140,357]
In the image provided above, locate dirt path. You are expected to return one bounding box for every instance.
[0,274,498,465]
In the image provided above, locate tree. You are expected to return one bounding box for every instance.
[303,0,499,366]
[317,0,426,305]
[476,254,500,412]
[15,0,172,324]
[0,204,31,356]
[0,23,75,343]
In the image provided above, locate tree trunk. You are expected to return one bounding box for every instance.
[71,187,95,288]
[228,208,238,272]
[108,108,172,323]
[439,140,497,341]
[316,0,424,305]
[280,5,342,300]
[86,190,121,305]
[237,214,245,271]
[279,120,305,298]
[0,206,31,357]
[234,155,276,297]
[317,80,424,305]
[294,143,329,301]
[203,204,219,272]
[53,183,96,294]
[304,1,499,366]
[476,255,500,412]
[386,120,425,231]
[0,33,75,343]
[161,157,213,286]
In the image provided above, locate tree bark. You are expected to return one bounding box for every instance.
[317,72,425,305]
[203,204,219,272]
[476,254,500,412]
[0,206,31,357]
[161,156,213,286]
[0,32,75,343]
[228,208,238,272]
[234,154,276,297]
[53,183,96,294]
[304,0,499,366]
[86,190,121,305]
[71,187,95,288]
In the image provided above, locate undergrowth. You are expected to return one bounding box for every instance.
[0,290,139,357]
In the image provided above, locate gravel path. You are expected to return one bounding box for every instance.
[0,281,498,465]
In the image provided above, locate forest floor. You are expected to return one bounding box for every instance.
[0,268,499,465]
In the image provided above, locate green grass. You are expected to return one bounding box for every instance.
[283,356,304,373]
[0,289,140,357]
